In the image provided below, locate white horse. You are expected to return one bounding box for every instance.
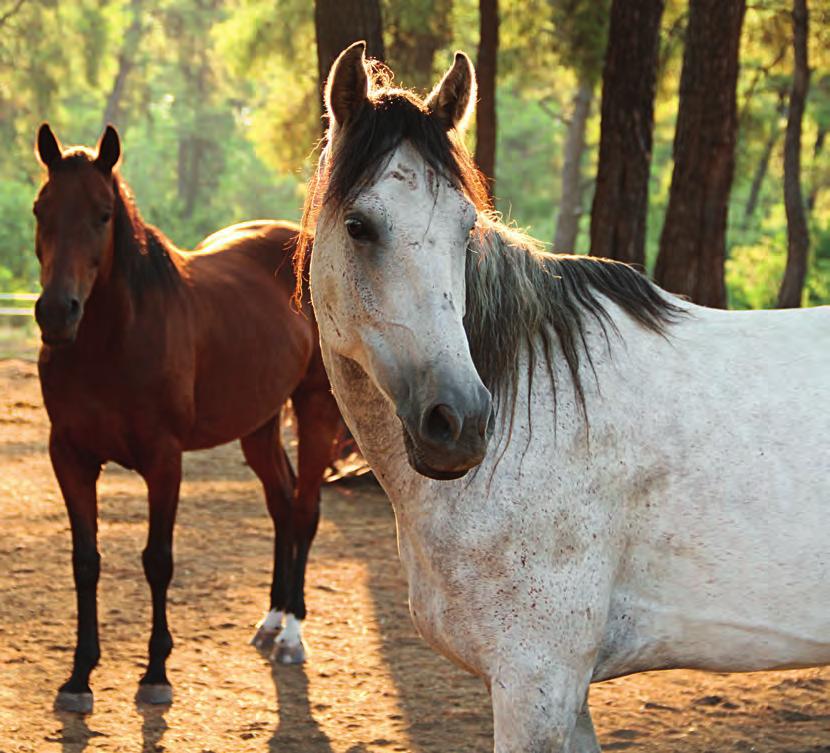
[299,41,830,752]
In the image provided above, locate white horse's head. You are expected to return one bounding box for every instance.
[305,42,494,480]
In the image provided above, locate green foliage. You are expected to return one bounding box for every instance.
[0,0,826,315]
[548,0,610,85]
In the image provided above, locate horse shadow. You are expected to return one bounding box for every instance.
[51,711,105,753]
[266,660,370,753]
[137,703,168,753]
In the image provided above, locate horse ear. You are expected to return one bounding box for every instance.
[426,52,477,134]
[95,125,121,173]
[36,123,63,169]
[325,41,369,129]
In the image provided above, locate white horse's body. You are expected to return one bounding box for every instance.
[327,300,830,679]
[308,43,830,752]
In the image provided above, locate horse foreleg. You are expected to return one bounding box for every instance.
[274,386,341,665]
[568,696,601,753]
[51,432,102,714]
[241,417,295,650]
[136,448,182,704]
[491,665,593,753]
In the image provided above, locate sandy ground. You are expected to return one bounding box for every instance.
[0,356,828,753]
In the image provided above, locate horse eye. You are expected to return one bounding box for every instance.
[345,217,368,240]
[100,211,112,225]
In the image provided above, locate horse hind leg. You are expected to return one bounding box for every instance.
[241,416,295,651]
[272,385,342,665]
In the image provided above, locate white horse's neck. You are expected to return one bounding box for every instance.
[324,269,830,680]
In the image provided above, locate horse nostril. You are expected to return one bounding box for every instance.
[425,403,463,444]
[68,297,80,316]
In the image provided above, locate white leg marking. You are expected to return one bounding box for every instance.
[250,608,284,647]
[260,609,284,631]
[271,614,306,664]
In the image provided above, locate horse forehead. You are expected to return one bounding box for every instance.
[374,142,437,191]
[43,169,110,212]
[373,162,466,227]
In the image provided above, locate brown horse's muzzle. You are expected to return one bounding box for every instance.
[35,291,83,346]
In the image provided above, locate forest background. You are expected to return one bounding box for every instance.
[0,0,828,311]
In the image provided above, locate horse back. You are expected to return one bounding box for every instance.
[194,220,301,293]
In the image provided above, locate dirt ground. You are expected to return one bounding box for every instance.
[0,356,828,753]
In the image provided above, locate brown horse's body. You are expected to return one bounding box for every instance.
[33,125,340,713]
[42,221,316,458]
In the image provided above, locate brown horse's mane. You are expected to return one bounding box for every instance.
[298,72,683,425]
[59,149,183,299]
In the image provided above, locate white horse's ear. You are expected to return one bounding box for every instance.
[325,41,369,129]
[426,52,477,134]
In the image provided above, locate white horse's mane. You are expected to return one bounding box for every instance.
[465,216,682,422]
[296,79,682,424]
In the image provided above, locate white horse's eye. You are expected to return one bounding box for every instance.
[345,217,369,240]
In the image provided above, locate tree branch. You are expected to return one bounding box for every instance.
[0,0,28,29]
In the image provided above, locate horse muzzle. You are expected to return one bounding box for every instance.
[399,382,494,480]
[35,292,83,346]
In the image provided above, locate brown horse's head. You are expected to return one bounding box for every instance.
[33,123,121,346]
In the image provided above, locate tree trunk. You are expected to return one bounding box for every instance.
[177,39,209,220]
[589,0,664,266]
[807,123,825,213]
[743,129,780,225]
[101,0,144,131]
[314,0,384,121]
[474,0,498,197]
[387,0,452,92]
[777,0,811,309]
[742,92,786,226]
[654,0,746,308]
[554,78,593,253]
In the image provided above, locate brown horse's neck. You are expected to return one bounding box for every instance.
[75,267,135,350]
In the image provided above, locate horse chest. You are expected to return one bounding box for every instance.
[39,353,188,467]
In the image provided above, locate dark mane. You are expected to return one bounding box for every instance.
[466,224,683,425]
[59,149,182,299]
[298,76,684,424]
[111,173,182,298]
[295,71,490,298]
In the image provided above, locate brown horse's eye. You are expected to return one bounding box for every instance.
[100,211,112,225]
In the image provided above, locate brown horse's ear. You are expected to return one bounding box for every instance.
[325,41,369,130]
[426,52,477,134]
[36,123,63,169]
[95,125,121,174]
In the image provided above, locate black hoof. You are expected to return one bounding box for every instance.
[55,690,93,714]
[135,683,173,705]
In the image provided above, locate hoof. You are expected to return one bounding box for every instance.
[55,690,93,714]
[135,683,173,705]
[271,640,306,665]
[250,625,279,650]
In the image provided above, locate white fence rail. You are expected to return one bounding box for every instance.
[0,293,37,318]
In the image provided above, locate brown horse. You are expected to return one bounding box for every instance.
[33,124,341,713]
